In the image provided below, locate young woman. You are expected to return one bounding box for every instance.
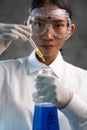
[0,0,87,130]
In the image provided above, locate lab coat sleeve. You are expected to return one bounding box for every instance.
[62,93,87,130]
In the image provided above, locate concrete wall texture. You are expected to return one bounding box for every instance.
[0,0,87,70]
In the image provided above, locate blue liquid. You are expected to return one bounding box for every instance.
[33,103,60,130]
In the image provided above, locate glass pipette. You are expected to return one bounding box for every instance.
[28,38,45,61]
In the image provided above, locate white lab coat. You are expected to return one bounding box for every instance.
[0,51,87,130]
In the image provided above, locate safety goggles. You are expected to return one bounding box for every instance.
[27,8,72,40]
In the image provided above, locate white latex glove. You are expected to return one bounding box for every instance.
[0,23,30,54]
[32,67,73,109]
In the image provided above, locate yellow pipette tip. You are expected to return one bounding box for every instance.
[35,48,45,62]
[28,38,45,61]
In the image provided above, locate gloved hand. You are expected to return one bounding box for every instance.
[0,23,30,54]
[32,67,73,109]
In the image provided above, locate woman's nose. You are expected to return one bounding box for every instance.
[42,25,54,40]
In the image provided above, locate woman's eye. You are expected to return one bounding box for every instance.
[34,21,43,28]
[54,23,64,28]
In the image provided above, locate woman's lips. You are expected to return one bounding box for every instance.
[40,45,55,50]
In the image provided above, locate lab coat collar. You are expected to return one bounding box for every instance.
[28,51,47,73]
[28,51,64,79]
[49,51,64,79]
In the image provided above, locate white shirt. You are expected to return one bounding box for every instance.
[0,51,87,130]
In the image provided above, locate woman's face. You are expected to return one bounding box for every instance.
[28,4,75,63]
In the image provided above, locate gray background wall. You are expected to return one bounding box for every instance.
[0,0,87,70]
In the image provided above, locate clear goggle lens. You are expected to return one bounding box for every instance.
[27,8,72,40]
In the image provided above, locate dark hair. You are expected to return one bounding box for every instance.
[30,0,72,19]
